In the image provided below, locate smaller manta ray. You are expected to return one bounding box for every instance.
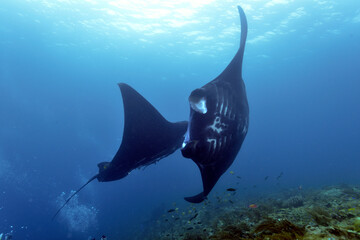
[53,83,187,219]
[181,6,249,203]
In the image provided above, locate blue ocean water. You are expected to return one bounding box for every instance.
[1,0,359,239]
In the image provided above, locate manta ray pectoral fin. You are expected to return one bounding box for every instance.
[184,192,207,203]
[111,83,188,170]
[217,5,248,81]
[184,165,222,203]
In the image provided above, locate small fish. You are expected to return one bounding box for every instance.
[187,227,194,231]
[276,172,283,180]
[264,176,269,181]
[249,204,258,209]
[197,221,202,224]
[189,213,198,221]
[175,217,180,220]
[167,209,175,213]
[229,200,234,204]
[229,171,235,175]
[253,185,257,188]
[227,188,236,192]
[348,208,355,211]
[237,176,242,179]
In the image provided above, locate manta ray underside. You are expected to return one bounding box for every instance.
[53,83,187,219]
[181,6,249,203]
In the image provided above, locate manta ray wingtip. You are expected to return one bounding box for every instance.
[237,5,245,13]
[184,192,207,204]
[117,82,126,88]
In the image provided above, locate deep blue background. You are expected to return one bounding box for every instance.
[1,0,360,239]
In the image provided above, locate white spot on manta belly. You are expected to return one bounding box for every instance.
[242,124,248,134]
[190,97,207,114]
[207,138,217,153]
[207,138,216,145]
[219,103,224,114]
[208,116,223,134]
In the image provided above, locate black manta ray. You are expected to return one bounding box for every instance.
[53,83,187,219]
[181,6,249,203]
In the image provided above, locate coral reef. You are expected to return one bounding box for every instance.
[209,225,251,240]
[253,218,305,240]
[130,184,360,240]
[283,195,304,208]
[353,217,360,232]
[307,206,332,226]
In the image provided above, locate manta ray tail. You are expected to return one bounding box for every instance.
[52,174,98,220]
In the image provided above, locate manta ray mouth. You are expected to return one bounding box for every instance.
[190,97,207,114]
